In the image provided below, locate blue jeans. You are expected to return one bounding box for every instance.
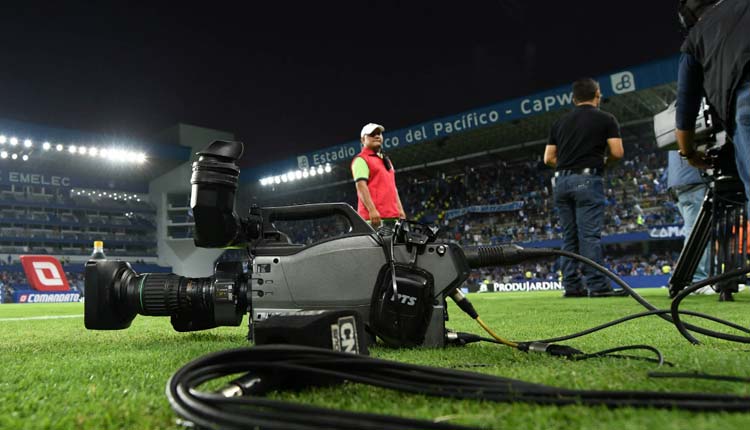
[675,184,710,282]
[553,174,608,292]
[734,81,750,215]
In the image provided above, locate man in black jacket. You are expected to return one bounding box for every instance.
[675,0,750,301]
[544,78,625,297]
[676,0,750,213]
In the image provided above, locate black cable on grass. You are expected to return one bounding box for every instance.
[670,267,750,344]
[167,345,750,430]
[474,336,668,366]
[649,372,750,383]
[526,309,750,344]
[568,345,670,367]
[534,249,750,345]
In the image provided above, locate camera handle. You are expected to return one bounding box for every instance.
[260,203,374,234]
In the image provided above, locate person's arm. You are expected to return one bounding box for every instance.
[355,180,381,227]
[604,114,624,166]
[351,157,381,226]
[675,52,710,169]
[395,190,406,219]
[543,145,557,167]
[605,138,624,166]
[544,125,558,167]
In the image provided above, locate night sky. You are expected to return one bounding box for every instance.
[1,1,683,167]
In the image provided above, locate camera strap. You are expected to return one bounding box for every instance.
[382,232,399,298]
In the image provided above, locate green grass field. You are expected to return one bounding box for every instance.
[2,289,750,429]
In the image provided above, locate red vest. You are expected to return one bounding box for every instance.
[353,148,400,220]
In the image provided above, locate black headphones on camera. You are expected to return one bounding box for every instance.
[678,0,721,30]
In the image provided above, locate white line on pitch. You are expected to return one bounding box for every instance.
[0,314,84,322]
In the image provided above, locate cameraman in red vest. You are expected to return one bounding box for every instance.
[351,123,406,228]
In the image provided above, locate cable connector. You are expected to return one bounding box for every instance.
[448,288,478,319]
[218,373,263,397]
[517,342,583,358]
[445,330,483,346]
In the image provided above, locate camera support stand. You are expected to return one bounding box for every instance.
[668,174,748,299]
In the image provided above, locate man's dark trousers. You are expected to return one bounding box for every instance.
[554,172,609,293]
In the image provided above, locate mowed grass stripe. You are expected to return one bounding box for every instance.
[0,314,83,322]
[1,289,750,429]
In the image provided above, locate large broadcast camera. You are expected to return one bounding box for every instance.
[653,98,733,173]
[84,141,515,348]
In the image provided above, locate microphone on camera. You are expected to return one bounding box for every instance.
[462,245,554,269]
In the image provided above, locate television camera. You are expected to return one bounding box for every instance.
[84,140,525,348]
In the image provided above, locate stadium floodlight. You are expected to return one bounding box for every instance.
[68,145,77,154]
[100,148,109,158]
[56,144,63,151]
[286,171,297,182]
[302,170,309,178]
[78,146,88,155]
[0,151,7,159]
[295,170,303,180]
[259,178,267,186]
[0,135,6,144]
[324,163,332,173]
[281,173,288,183]
[42,142,51,151]
[317,165,324,175]
[89,147,98,156]
[309,168,317,177]
[10,137,18,146]
[23,139,32,148]
[11,153,17,160]
[22,154,28,161]
[137,152,146,163]
[274,176,281,184]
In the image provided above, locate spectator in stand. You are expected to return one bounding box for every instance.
[544,78,626,298]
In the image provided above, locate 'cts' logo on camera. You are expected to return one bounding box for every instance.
[20,255,71,292]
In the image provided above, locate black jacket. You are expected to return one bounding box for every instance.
[681,0,750,131]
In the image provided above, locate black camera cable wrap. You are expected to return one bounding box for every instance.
[167,344,750,430]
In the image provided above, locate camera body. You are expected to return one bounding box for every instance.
[249,220,469,347]
[85,141,471,348]
[653,98,735,175]
[653,99,720,151]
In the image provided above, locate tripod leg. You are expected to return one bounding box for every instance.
[668,189,714,298]
[717,199,738,301]
[713,180,747,301]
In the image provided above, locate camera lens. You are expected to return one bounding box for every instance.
[84,260,246,332]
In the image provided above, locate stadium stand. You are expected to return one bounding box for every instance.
[0,184,157,258]
[240,57,692,292]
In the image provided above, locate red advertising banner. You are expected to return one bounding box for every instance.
[19,255,71,292]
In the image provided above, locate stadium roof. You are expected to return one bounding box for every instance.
[244,55,679,185]
[391,83,676,175]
